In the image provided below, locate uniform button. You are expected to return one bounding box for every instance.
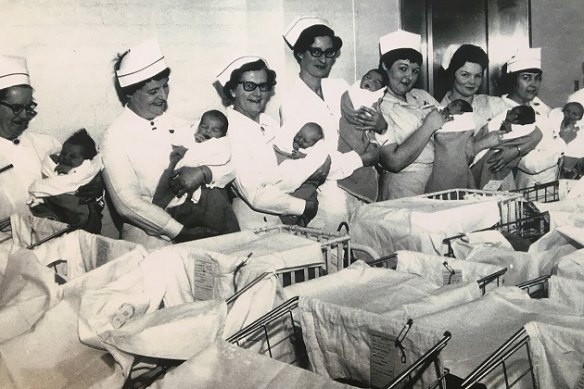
[12,139,20,145]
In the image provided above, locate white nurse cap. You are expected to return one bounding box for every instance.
[379,29,422,56]
[283,16,330,48]
[215,55,268,88]
[0,55,30,90]
[506,47,541,73]
[441,44,462,70]
[116,39,168,87]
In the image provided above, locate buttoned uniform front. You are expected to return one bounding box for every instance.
[0,132,60,219]
[227,107,325,230]
[101,107,234,249]
[280,76,363,231]
[376,88,439,200]
[500,96,565,188]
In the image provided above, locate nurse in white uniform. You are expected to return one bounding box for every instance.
[101,40,234,249]
[498,48,574,188]
[216,56,327,230]
[280,17,381,232]
[0,55,60,220]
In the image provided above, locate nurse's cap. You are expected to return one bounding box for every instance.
[215,55,268,89]
[379,29,422,56]
[441,44,462,70]
[0,55,30,90]
[507,47,541,73]
[283,16,330,48]
[116,39,168,87]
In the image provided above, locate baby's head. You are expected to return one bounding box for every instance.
[445,99,473,116]
[562,102,584,122]
[59,129,97,170]
[506,105,536,125]
[293,122,324,151]
[360,69,388,92]
[197,110,228,141]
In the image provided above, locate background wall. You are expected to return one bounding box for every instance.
[0,0,399,143]
[531,0,584,107]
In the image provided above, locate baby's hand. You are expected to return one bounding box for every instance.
[291,150,307,159]
[54,164,71,175]
[194,133,207,143]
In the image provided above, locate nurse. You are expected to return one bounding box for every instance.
[101,39,234,249]
[216,56,327,229]
[0,55,61,220]
[499,48,571,188]
[280,16,380,231]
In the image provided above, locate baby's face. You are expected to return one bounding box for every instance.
[197,115,226,141]
[563,103,584,122]
[446,101,465,116]
[360,71,385,92]
[293,125,322,150]
[505,107,523,124]
[58,142,85,169]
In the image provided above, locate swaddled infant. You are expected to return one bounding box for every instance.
[28,128,103,232]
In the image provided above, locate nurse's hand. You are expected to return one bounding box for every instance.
[355,107,387,134]
[170,166,207,198]
[422,109,451,133]
[487,147,519,172]
[359,142,380,167]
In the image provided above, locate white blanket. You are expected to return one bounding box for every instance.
[350,197,500,256]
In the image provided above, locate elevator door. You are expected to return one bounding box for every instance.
[401,0,531,100]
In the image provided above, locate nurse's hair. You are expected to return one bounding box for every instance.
[0,84,33,100]
[445,45,489,81]
[292,24,343,62]
[222,59,277,102]
[112,51,171,106]
[379,48,423,73]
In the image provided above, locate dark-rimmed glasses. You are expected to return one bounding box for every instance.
[238,81,273,92]
[306,47,337,59]
[0,101,38,118]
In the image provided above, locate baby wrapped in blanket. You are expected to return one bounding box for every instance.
[338,69,387,202]
[28,129,103,232]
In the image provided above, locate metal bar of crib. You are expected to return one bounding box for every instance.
[26,224,77,250]
[225,271,272,305]
[459,328,533,389]
[365,253,398,269]
[383,331,452,389]
[477,268,508,295]
[516,275,551,299]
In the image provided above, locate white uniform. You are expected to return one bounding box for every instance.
[101,107,234,249]
[280,76,363,231]
[0,132,60,219]
[227,107,325,230]
[502,96,566,188]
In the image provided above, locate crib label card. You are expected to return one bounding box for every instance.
[442,269,463,285]
[194,256,216,300]
[370,329,402,388]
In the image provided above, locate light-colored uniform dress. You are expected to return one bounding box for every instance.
[0,132,60,220]
[501,96,565,188]
[101,107,234,250]
[227,107,325,230]
[376,88,438,200]
[280,76,363,232]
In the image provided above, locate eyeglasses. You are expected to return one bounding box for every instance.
[0,101,38,118]
[306,47,337,59]
[238,81,273,92]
